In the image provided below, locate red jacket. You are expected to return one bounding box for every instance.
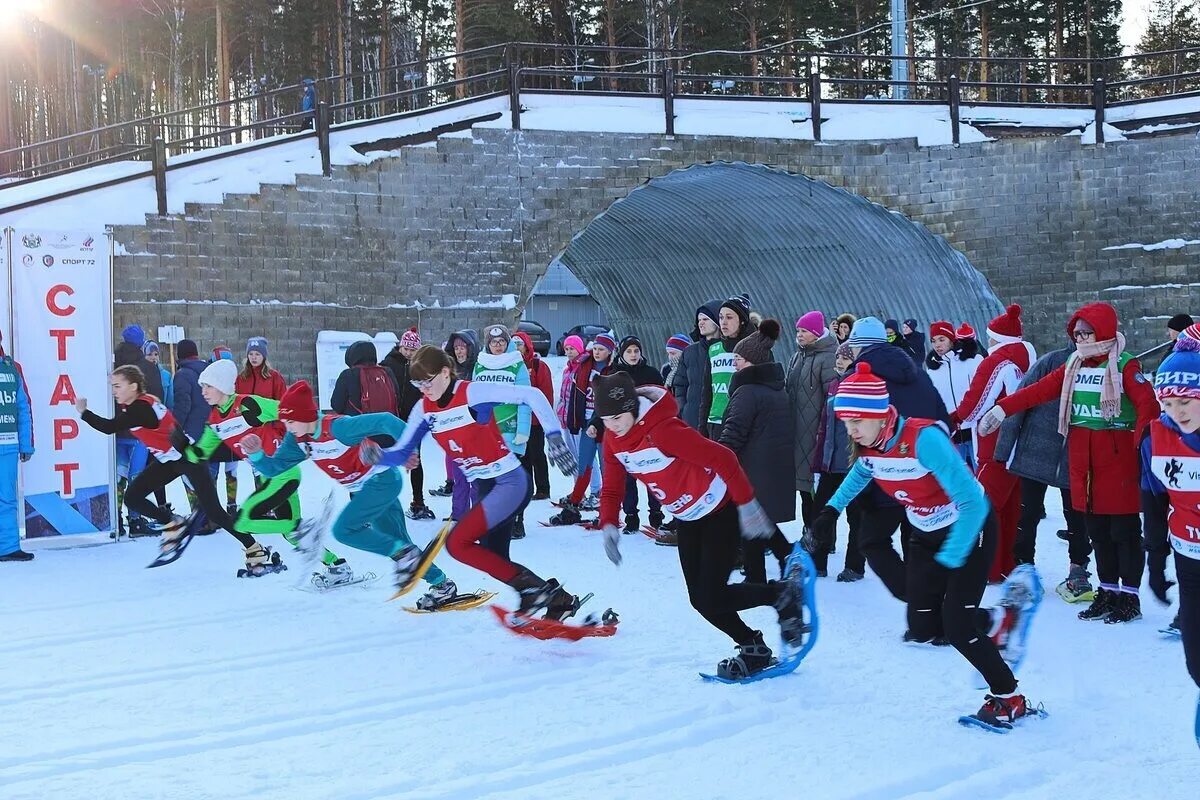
[235,367,287,400]
[950,339,1036,466]
[996,304,1157,515]
[514,332,554,427]
[599,387,754,529]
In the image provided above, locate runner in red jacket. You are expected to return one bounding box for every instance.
[979,302,1159,624]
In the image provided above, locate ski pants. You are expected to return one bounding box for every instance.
[446,466,533,584]
[812,472,866,575]
[518,425,551,497]
[334,469,446,586]
[1176,552,1200,690]
[117,437,163,520]
[1014,479,1090,567]
[977,460,1019,582]
[0,449,19,555]
[858,503,912,601]
[741,525,794,584]
[676,501,779,646]
[1086,512,1144,592]
[907,512,1018,696]
[409,461,425,507]
[126,457,255,548]
[236,467,340,567]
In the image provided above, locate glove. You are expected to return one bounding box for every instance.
[737,498,774,540]
[1148,551,1175,605]
[169,426,192,454]
[19,452,32,463]
[602,524,622,566]
[977,406,1007,436]
[512,433,529,447]
[359,439,383,466]
[809,505,839,552]
[546,432,577,476]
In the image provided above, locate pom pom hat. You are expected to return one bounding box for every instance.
[834,363,891,420]
[986,304,1023,344]
[279,380,319,423]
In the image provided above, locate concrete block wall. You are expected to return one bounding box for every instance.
[112,126,1200,383]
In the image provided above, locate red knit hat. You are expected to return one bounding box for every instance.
[279,380,318,423]
[929,321,956,341]
[986,304,1023,344]
[399,327,422,350]
[956,322,977,340]
[834,363,891,419]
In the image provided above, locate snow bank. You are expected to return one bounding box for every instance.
[1102,238,1200,252]
[1066,121,1127,144]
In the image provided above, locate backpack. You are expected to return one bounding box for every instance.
[357,365,397,414]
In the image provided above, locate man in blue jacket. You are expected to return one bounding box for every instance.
[0,332,35,561]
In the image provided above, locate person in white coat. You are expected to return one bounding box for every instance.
[925,321,984,467]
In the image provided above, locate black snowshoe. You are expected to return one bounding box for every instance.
[546,502,583,527]
[716,631,777,680]
[517,578,589,621]
[408,504,436,521]
[237,545,287,578]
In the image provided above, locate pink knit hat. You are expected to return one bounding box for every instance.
[795,311,825,337]
[563,335,585,354]
[399,327,422,349]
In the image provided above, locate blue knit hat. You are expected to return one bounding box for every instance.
[593,332,617,355]
[1155,337,1200,401]
[666,333,692,353]
[247,337,269,359]
[848,316,888,348]
[143,340,160,356]
[122,324,145,347]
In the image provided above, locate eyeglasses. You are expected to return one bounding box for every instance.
[1072,329,1096,340]
[410,378,436,390]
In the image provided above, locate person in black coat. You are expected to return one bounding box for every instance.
[674,299,722,430]
[884,318,919,363]
[901,318,927,364]
[331,340,400,415]
[719,320,794,582]
[115,324,164,399]
[382,327,432,517]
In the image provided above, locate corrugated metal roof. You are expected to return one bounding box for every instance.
[531,258,591,296]
[559,161,1003,365]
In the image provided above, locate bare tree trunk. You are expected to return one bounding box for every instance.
[783,7,794,96]
[748,10,760,96]
[216,0,231,134]
[979,6,989,101]
[1054,0,1064,102]
[605,0,618,91]
[455,0,465,98]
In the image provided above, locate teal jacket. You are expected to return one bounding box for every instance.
[249,412,405,478]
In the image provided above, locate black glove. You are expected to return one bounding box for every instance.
[809,506,839,552]
[169,426,192,454]
[1148,551,1175,606]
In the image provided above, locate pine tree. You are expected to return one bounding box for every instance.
[1135,0,1200,96]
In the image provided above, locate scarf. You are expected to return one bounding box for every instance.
[1058,332,1125,436]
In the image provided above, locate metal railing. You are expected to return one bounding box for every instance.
[5,42,1200,209]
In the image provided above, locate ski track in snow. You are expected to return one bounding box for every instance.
[3,385,1199,799]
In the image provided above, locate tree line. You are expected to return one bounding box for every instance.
[3,0,1200,155]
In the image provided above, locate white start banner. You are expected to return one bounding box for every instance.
[8,228,115,537]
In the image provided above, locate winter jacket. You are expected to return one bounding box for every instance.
[234,367,287,401]
[332,340,399,416]
[884,320,919,363]
[950,338,1037,468]
[784,331,838,491]
[382,348,423,419]
[473,339,532,454]
[816,373,852,475]
[558,354,586,428]
[699,327,754,436]
[903,331,927,364]
[173,358,209,440]
[993,346,1073,488]
[854,343,950,426]
[591,338,669,436]
[997,304,1159,516]
[114,340,164,400]
[445,330,479,380]
[719,362,796,524]
[925,349,984,437]
[563,353,610,434]
[158,366,174,409]
[513,331,554,427]
[674,299,722,429]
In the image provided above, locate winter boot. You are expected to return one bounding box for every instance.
[312,559,357,590]
[0,549,34,562]
[969,693,1038,730]
[1078,587,1115,621]
[547,502,583,526]
[416,579,460,611]
[226,501,239,520]
[511,518,526,540]
[532,490,551,501]
[716,631,777,679]
[622,513,640,535]
[429,480,454,498]
[128,516,156,538]
[408,503,435,521]
[773,569,809,649]
[1165,612,1182,637]
[903,630,950,647]
[1055,563,1095,604]
[513,570,582,621]
[836,568,864,583]
[648,509,665,530]
[581,494,599,512]
[238,543,285,578]
[392,544,422,590]
[654,530,678,547]
[1104,592,1142,624]
[661,517,678,531]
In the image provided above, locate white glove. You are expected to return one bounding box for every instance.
[512,433,529,447]
[737,499,774,540]
[602,524,622,566]
[977,406,1007,436]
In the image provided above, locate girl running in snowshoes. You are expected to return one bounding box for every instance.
[810,363,1043,730]
[365,345,587,622]
[77,365,272,571]
[592,370,810,680]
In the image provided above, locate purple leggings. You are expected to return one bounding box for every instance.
[447,455,478,521]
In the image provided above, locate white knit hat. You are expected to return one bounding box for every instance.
[199,359,238,396]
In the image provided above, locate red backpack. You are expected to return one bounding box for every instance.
[357,365,397,414]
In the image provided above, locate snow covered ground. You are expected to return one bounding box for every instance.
[3,361,1198,798]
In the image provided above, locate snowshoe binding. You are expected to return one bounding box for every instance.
[429,481,454,498]
[1055,564,1095,604]
[774,543,816,649]
[959,693,1046,733]
[146,513,201,568]
[544,502,583,527]
[237,544,287,578]
[128,516,157,539]
[407,588,497,613]
[309,559,377,591]
[516,579,589,622]
[715,632,778,680]
[1161,613,1182,639]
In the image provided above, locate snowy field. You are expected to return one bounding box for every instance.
[3,373,1199,799]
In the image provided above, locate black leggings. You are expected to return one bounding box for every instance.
[812,473,866,575]
[676,502,778,645]
[858,503,912,601]
[409,462,425,506]
[1014,478,1090,567]
[1176,553,1200,690]
[1085,512,1144,590]
[742,526,794,584]
[907,513,1017,696]
[126,458,255,548]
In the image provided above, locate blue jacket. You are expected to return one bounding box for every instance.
[159,366,174,409]
[854,343,949,425]
[173,358,209,440]
[0,356,34,455]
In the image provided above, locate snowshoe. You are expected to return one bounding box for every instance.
[836,568,864,583]
[1161,613,1182,639]
[1078,587,1115,621]
[429,481,454,498]
[774,542,816,649]
[544,503,582,527]
[407,504,436,521]
[715,632,778,680]
[1055,564,1095,604]
[388,522,453,600]
[958,694,1046,733]
[128,516,157,539]
[406,590,497,613]
[988,564,1044,672]
[1103,592,1142,624]
[237,545,287,578]
[415,579,459,610]
[491,604,618,640]
[309,559,378,591]
[146,513,201,568]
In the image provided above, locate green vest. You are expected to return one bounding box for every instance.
[472,361,521,436]
[707,340,736,425]
[1069,352,1138,431]
[0,359,21,447]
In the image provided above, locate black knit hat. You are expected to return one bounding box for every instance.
[1169,313,1195,333]
[733,319,781,365]
[593,372,639,417]
[720,292,752,327]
